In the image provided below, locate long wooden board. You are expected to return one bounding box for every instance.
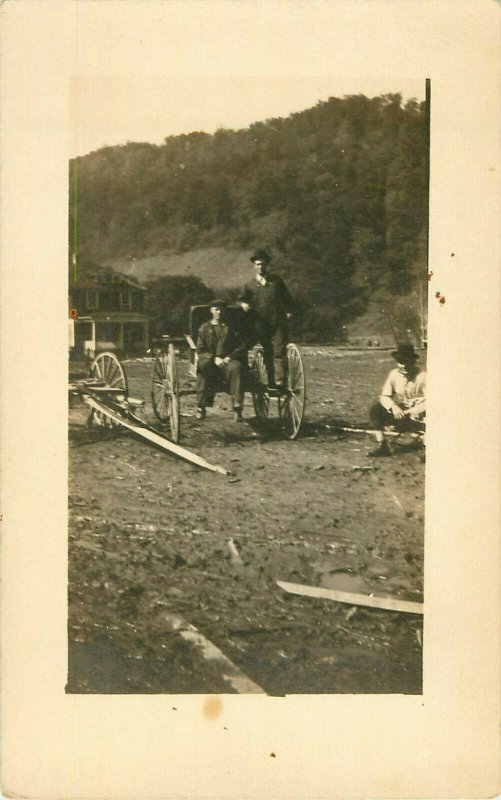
[277,580,424,615]
[336,426,423,438]
[162,613,266,694]
[84,395,228,475]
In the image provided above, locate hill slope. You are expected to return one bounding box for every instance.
[71,92,429,341]
[107,247,253,290]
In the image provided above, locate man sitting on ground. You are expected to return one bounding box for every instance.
[368,343,426,457]
[196,299,246,422]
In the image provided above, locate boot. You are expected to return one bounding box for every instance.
[368,439,392,458]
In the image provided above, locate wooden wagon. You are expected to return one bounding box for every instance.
[150,304,306,443]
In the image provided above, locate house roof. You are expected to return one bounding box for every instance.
[70,268,147,291]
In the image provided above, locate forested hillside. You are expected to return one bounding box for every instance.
[70,93,429,342]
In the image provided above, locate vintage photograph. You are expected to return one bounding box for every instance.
[67,76,429,695]
[3,1,500,796]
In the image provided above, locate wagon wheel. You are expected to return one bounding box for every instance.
[90,351,128,392]
[151,344,180,442]
[251,350,270,419]
[278,343,306,439]
[89,351,128,427]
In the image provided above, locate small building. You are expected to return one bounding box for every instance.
[69,268,149,358]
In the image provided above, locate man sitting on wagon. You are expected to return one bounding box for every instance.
[196,299,247,423]
[239,248,296,390]
[368,342,426,457]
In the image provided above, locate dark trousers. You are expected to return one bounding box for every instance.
[369,402,424,432]
[258,324,288,386]
[196,359,243,409]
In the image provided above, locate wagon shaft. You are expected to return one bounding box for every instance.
[83,394,228,475]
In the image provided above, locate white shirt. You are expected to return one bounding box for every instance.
[380,368,426,416]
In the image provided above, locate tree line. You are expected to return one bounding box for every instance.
[69,93,429,341]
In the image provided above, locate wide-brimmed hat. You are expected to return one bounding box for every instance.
[209,298,227,308]
[250,248,271,264]
[391,343,419,362]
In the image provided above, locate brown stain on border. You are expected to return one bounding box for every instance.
[203,696,223,720]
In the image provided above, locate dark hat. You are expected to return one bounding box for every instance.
[210,298,227,308]
[250,248,271,264]
[391,343,419,362]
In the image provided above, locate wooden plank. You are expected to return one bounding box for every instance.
[276,580,423,615]
[162,613,266,694]
[84,395,228,475]
[336,426,423,439]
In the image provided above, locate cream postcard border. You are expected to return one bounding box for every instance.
[1,1,500,797]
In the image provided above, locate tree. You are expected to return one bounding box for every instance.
[146,275,214,337]
[70,92,429,342]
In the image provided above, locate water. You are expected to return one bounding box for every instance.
[319,570,370,594]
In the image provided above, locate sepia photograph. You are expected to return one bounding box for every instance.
[67,74,429,695]
[2,2,499,797]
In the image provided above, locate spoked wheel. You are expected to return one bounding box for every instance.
[278,343,306,439]
[151,344,180,442]
[251,350,270,419]
[90,351,128,392]
[88,351,128,427]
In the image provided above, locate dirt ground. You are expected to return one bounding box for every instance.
[68,347,425,695]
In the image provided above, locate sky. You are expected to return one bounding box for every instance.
[72,75,425,158]
[69,1,426,158]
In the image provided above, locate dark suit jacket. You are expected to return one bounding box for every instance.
[196,321,247,364]
[239,273,296,329]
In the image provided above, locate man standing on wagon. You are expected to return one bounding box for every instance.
[238,248,296,390]
[196,299,247,422]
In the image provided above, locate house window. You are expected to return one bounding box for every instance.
[86,290,99,310]
[121,291,132,311]
[132,292,144,312]
[99,290,120,310]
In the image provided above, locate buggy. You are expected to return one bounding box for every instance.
[150,304,306,443]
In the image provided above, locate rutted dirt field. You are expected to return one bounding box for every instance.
[68,347,425,695]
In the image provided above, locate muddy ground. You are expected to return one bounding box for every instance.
[68,347,425,695]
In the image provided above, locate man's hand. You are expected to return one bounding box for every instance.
[214,357,225,367]
[392,405,406,420]
[286,312,293,320]
[240,302,250,312]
